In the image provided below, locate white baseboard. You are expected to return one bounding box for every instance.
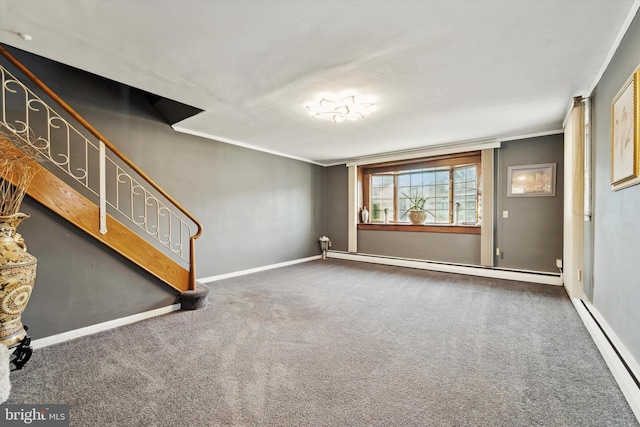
[327,251,562,286]
[572,298,640,422]
[198,255,322,283]
[31,304,182,349]
[581,301,640,386]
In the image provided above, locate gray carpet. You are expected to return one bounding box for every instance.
[6,259,639,426]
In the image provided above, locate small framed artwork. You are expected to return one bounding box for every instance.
[611,65,640,191]
[507,163,556,197]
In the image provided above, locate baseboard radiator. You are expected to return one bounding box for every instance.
[573,299,640,422]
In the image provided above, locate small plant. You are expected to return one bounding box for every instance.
[402,190,427,212]
[401,190,435,222]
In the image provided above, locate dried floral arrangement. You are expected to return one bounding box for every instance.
[0,128,42,216]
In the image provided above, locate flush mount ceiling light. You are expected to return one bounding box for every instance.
[305,93,376,123]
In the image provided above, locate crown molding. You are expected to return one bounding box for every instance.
[172,126,327,167]
[586,0,640,96]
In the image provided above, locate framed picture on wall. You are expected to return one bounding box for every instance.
[507,163,556,197]
[610,64,640,191]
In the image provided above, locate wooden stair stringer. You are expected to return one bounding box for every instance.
[9,152,190,293]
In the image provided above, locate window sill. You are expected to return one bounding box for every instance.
[358,223,481,234]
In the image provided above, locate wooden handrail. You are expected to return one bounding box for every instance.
[2,142,191,292]
[0,44,202,290]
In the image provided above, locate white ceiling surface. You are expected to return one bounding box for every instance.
[0,1,636,165]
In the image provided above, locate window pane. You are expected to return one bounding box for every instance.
[424,186,436,198]
[466,167,476,180]
[435,202,448,213]
[373,164,468,224]
[452,165,477,224]
[370,173,397,222]
[366,156,479,227]
[382,187,394,199]
[394,168,451,224]
[436,184,448,197]
[436,171,449,184]
[398,199,409,214]
[398,190,414,222]
[466,210,477,223]
[398,187,411,198]
[424,172,435,185]
[436,211,449,222]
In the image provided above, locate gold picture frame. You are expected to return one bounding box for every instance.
[611,65,640,191]
[507,163,556,197]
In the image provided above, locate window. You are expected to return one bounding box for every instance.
[362,152,481,227]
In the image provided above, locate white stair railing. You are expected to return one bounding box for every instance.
[0,47,201,289]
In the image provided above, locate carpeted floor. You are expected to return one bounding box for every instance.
[6,259,639,426]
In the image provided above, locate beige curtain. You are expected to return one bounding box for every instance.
[572,99,585,216]
[563,97,584,298]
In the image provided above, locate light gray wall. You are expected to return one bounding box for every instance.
[591,10,640,363]
[325,165,349,251]
[495,135,564,272]
[6,47,325,338]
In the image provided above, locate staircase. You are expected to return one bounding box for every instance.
[0,45,201,293]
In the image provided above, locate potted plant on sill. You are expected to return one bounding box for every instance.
[401,190,434,225]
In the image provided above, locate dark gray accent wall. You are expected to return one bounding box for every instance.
[325,164,481,264]
[78,98,327,275]
[6,47,325,338]
[324,166,483,263]
[325,165,349,251]
[591,11,640,363]
[494,135,564,273]
[358,230,481,264]
[326,139,564,268]
[20,197,177,339]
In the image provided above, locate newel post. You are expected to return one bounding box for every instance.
[180,236,209,310]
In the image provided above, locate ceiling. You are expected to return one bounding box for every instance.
[0,0,637,166]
